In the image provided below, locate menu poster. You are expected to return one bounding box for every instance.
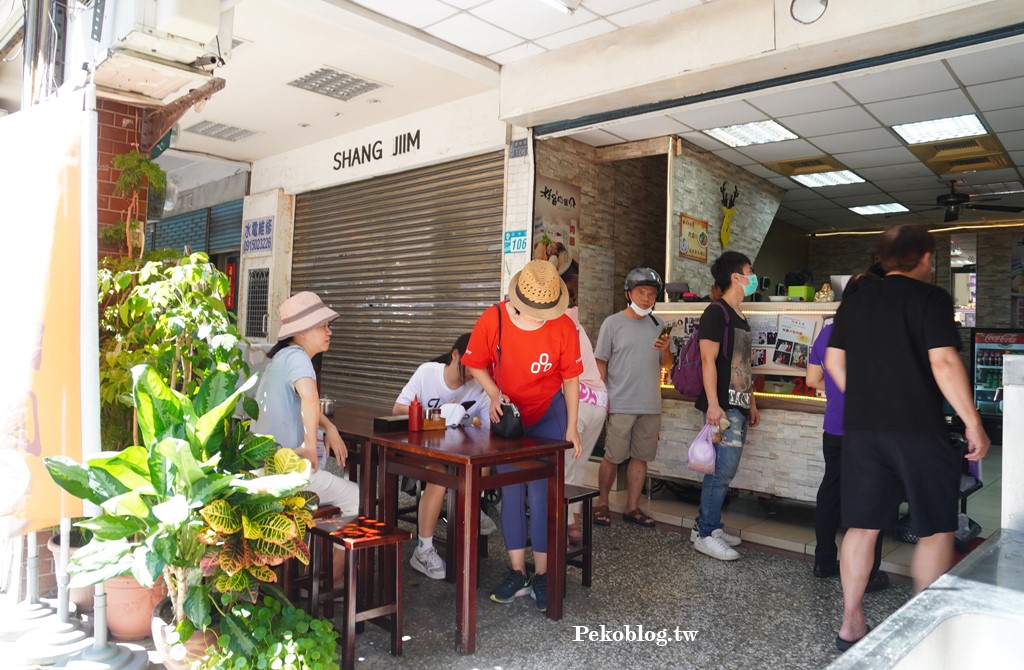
[773,315,817,370]
[667,316,701,356]
[678,214,709,262]
[533,175,581,277]
[748,315,778,347]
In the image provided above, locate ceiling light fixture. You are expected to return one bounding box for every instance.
[289,67,382,102]
[848,203,909,215]
[702,120,797,148]
[538,0,582,14]
[892,114,986,145]
[790,170,864,187]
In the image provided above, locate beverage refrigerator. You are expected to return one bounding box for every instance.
[970,327,1024,419]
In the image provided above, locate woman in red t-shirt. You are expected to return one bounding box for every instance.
[462,260,583,613]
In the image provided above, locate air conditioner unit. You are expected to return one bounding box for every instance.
[69,0,236,105]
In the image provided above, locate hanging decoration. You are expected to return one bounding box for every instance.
[719,182,740,247]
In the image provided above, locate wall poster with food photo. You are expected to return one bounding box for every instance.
[534,174,581,278]
[678,214,709,262]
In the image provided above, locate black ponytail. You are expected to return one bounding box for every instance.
[431,333,472,364]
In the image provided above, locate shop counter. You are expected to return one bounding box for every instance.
[650,301,836,503]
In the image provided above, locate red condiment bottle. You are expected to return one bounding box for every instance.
[408,395,423,431]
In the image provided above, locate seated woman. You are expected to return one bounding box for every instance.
[253,292,360,581]
[393,334,494,580]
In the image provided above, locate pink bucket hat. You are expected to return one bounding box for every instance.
[277,292,339,341]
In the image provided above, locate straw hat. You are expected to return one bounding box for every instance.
[508,259,569,320]
[277,292,339,341]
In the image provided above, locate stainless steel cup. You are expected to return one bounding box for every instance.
[320,397,335,416]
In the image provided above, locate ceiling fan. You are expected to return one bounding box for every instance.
[906,180,1024,222]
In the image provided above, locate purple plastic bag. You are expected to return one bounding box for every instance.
[687,424,717,475]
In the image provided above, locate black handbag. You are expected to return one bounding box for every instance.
[490,304,525,439]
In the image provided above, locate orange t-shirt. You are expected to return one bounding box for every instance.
[462,302,583,427]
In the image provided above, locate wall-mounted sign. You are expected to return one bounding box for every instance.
[242,216,274,255]
[504,230,528,254]
[224,261,237,310]
[332,130,422,170]
[678,213,709,262]
[533,175,580,275]
[510,138,528,159]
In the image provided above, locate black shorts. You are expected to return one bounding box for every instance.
[840,430,961,538]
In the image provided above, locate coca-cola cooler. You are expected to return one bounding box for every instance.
[971,328,1024,424]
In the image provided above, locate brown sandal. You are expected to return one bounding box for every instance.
[622,508,656,528]
[593,504,611,527]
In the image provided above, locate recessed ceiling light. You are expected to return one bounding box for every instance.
[702,120,797,147]
[849,203,909,215]
[183,121,257,142]
[791,171,865,187]
[891,114,986,145]
[288,67,382,102]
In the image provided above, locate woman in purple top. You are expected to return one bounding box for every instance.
[807,273,889,592]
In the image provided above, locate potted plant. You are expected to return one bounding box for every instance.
[109,148,165,259]
[195,589,338,670]
[44,364,318,664]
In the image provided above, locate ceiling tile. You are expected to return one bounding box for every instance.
[888,188,943,205]
[807,128,901,155]
[471,0,598,40]
[1000,130,1024,152]
[742,164,779,179]
[607,0,703,28]
[982,108,1024,133]
[747,82,853,117]
[948,167,1021,184]
[426,13,524,54]
[680,130,727,151]
[831,193,893,208]
[855,163,937,181]
[873,175,948,193]
[668,100,767,130]
[782,188,828,202]
[1011,151,1024,166]
[582,0,657,13]
[778,106,880,138]
[606,115,692,141]
[351,0,457,28]
[813,183,885,198]
[440,0,490,9]
[711,147,758,166]
[946,40,1024,86]
[769,176,802,190]
[864,89,974,126]
[488,41,549,65]
[733,138,819,162]
[834,146,920,169]
[535,18,618,49]
[839,60,957,104]
[967,79,1024,112]
[569,127,627,146]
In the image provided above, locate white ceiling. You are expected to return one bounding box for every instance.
[2,0,1022,233]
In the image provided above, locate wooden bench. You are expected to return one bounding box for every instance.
[307,516,411,670]
[526,484,597,594]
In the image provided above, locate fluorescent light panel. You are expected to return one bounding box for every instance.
[849,203,909,215]
[289,67,382,102]
[892,114,986,145]
[702,120,797,148]
[791,170,864,187]
[184,121,257,142]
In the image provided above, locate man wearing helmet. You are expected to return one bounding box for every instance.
[593,267,673,528]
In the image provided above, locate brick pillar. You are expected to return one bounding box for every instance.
[96,99,147,260]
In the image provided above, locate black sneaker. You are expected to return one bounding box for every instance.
[813,561,839,578]
[531,573,547,612]
[489,569,530,604]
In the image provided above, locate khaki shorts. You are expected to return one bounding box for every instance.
[603,413,661,464]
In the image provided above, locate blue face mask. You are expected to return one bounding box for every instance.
[742,273,759,297]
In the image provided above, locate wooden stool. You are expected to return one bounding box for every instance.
[564,485,597,590]
[281,504,340,602]
[308,516,411,670]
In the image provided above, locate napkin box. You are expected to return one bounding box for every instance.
[374,415,409,432]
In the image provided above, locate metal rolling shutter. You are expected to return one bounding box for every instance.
[149,209,208,253]
[208,199,243,253]
[292,151,504,409]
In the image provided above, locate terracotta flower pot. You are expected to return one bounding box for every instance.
[46,533,92,614]
[151,597,218,670]
[105,575,166,641]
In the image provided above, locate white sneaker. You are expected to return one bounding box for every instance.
[693,533,740,561]
[690,527,741,547]
[410,546,446,579]
[479,511,497,536]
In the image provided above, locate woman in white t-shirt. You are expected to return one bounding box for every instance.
[393,333,492,580]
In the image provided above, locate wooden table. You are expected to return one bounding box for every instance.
[329,404,389,516]
[373,426,571,655]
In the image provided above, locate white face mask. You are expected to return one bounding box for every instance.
[629,301,654,317]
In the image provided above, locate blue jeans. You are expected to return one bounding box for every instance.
[695,408,747,537]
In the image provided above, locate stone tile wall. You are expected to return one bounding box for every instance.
[651,400,825,502]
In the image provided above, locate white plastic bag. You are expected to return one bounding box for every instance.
[687,424,717,475]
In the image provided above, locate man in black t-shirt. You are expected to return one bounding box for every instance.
[691,252,760,561]
[826,224,989,652]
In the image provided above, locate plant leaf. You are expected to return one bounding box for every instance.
[88,446,152,490]
[184,584,212,630]
[200,499,241,534]
[254,513,296,545]
[189,472,233,506]
[218,534,246,575]
[247,564,276,583]
[193,370,237,417]
[43,457,104,505]
[193,375,257,452]
[100,490,150,518]
[221,612,258,657]
[76,514,146,541]
[155,437,207,487]
[133,364,185,445]
[130,543,164,586]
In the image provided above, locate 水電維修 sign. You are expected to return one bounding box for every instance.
[243,217,274,255]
